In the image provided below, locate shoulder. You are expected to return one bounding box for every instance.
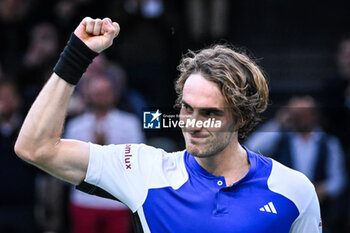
[267,159,316,215]
[90,143,185,172]
[122,144,188,189]
[127,143,184,160]
[87,143,188,211]
[89,143,188,190]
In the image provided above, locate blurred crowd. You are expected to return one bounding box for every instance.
[0,0,349,233]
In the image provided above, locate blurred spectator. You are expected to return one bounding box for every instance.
[0,0,31,22]
[0,0,33,74]
[185,0,230,43]
[18,22,59,113]
[245,95,347,233]
[322,35,350,150]
[66,55,110,118]
[0,80,38,233]
[23,22,59,70]
[69,55,147,119]
[105,0,172,108]
[107,62,147,119]
[123,0,164,19]
[53,0,107,38]
[35,175,67,233]
[65,70,145,233]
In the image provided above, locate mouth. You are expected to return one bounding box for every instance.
[187,132,210,142]
[190,134,208,138]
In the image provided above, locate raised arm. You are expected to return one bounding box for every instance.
[14,17,120,185]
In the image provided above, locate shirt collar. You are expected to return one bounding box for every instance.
[185,146,257,186]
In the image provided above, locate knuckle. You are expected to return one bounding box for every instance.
[86,19,93,26]
[113,22,120,30]
[87,19,93,26]
[83,16,92,22]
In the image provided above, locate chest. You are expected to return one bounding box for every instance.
[142,178,299,233]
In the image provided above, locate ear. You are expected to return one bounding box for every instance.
[226,116,246,132]
[238,118,247,129]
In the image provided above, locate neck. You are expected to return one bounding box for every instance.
[195,140,250,186]
[298,131,312,140]
[93,109,110,119]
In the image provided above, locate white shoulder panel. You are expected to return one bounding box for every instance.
[148,150,189,190]
[267,159,316,215]
[85,143,188,213]
[289,193,322,233]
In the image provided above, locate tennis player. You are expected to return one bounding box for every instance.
[15,17,322,232]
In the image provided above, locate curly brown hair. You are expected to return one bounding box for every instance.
[175,44,269,140]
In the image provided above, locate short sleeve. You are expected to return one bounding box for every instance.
[289,191,322,233]
[84,143,164,212]
[268,159,322,233]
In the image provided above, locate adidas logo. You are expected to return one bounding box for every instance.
[259,202,277,214]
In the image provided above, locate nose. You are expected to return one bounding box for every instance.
[182,111,204,133]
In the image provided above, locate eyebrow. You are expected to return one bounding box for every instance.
[181,100,225,114]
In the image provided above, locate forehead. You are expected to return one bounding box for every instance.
[288,98,316,115]
[182,73,227,108]
[89,77,113,89]
[289,98,315,108]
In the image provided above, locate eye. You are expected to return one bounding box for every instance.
[181,103,193,113]
[206,111,216,117]
[201,110,217,117]
[200,109,224,117]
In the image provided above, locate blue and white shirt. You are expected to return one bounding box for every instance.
[78,143,322,233]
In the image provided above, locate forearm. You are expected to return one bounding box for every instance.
[15,74,74,160]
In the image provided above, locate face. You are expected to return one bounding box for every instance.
[288,97,317,133]
[180,73,237,158]
[88,77,116,111]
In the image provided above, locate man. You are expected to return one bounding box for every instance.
[15,17,322,232]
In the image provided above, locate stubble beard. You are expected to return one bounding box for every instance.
[185,131,233,158]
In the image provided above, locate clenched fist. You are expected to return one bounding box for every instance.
[74,17,120,53]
